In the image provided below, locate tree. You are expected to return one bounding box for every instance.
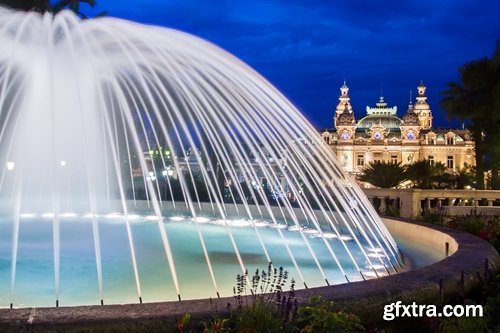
[0,0,49,11]
[432,167,474,189]
[405,160,446,189]
[357,161,407,188]
[453,166,475,189]
[441,41,500,189]
[0,0,106,18]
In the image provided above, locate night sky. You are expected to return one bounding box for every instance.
[86,0,500,129]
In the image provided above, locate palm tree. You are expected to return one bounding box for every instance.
[0,0,48,11]
[357,161,407,188]
[441,41,500,189]
[52,0,106,18]
[0,0,106,18]
[405,160,446,189]
[432,167,474,189]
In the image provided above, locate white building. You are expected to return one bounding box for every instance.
[321,82,475,177]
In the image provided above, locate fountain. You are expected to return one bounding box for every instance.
[0,8,405,308]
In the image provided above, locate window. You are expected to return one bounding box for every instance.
[373,152,382,163]
[447,155,454,169]
[390,155,398,164]
[356,154,365,166]
[447,136,454,145]
[428,155,434,165]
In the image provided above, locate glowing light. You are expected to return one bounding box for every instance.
[362,271,378,278]
[252,221,268,227]
[126,215,140,221]
[368,264,386,270]
[147,171,156,181]
[41,213,55,218]
[20,213,36,218]
[228,219,251,227]
[194,217,210,223]
[349,199,357,209]
[146,215,161,221]
[367,247,384,253]
[105,213,122,219]
[60,160,67,167]
[368,253,386,258]
[288,225,302,232]
[161,168,174,177]
[83,213,97,219]
[269,223,287,229]
[169,216,185,222]
[312,232,337,239]
[60,212,77,218]
[303,229,320,234]
[6,162,14,171]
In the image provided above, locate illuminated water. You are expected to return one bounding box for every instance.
[0,215,443,307]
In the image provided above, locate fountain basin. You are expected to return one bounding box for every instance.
[0,204,407,308]
[0,217,497,332]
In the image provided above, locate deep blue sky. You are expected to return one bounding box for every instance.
[87,0,500,129]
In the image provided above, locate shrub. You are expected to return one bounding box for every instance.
[384,204,400,217]
[177,264,365,332]
[295,295,364,333]
[231,263,297,332]
[420,211,445,225]
[447,213,500,250]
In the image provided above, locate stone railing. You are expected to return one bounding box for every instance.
[362,188,500,218]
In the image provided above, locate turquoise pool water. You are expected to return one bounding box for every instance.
[0,216,444,308]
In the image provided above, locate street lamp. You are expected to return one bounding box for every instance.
[162,167,174,177]
[146,171,156,181]
[6,162,15,171]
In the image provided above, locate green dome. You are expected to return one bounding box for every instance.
[355,114,402,130]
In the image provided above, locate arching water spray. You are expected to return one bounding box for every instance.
[0,8,402,306]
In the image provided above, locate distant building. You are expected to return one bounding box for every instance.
[320,82,475,180]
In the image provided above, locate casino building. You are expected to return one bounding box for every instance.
[320,82,475,178]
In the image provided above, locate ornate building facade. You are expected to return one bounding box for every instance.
[321,82,475,178]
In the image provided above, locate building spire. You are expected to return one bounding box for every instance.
[334,81,353,127]
[414,81,432,129]
[408,90,414,109]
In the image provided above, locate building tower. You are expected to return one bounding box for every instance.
[336,103,356,170]
[334,81,353,127]
[401,95,420,143]
[413,81,433,129]
[337,104,356,140]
